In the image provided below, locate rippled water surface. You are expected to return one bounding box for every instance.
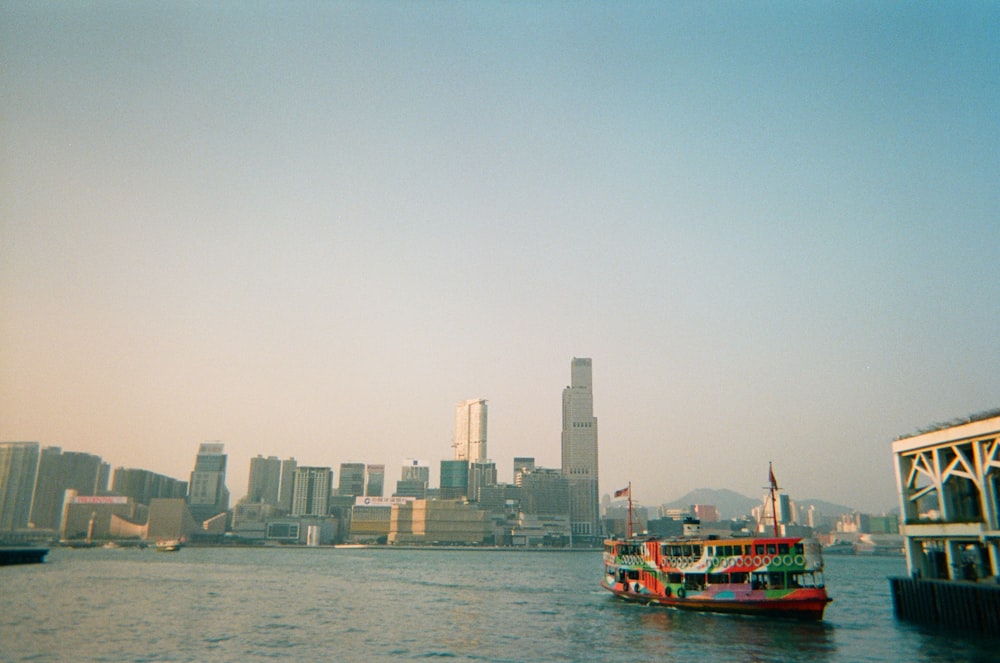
[2,548,998,661]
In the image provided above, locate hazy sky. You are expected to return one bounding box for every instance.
[2,2,997,514]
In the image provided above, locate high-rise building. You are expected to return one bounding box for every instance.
[401,459,430,483]
[187,442,230,522]
[520,467,570,516]
[561,357,600,539]
[0,441,41,531]
[278,458,298,512]
[454,399,487,462]
[396,459,429,498]
[291,466,332,517]
[440,459,469,499]
[338,462,366,497]
[112,467,187,505]
[365,464,385,497]
[467,460,497,503]
[30,448,105,531]
[513,457,535,486]
[246,455,282,505]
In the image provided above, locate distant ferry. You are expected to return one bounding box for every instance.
[602,466,832,620]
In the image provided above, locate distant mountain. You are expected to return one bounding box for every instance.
[659,488,761,520]
[659,488,856,520]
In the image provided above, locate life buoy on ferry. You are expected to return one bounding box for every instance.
[753,556,762,567]
[783,555,793,566]
[762,555,772,566]
[794,555,805,566]
[676,586,687,599]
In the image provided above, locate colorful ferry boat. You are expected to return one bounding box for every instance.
[602,466,832,620]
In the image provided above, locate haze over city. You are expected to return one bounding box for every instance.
[2,3,997,515]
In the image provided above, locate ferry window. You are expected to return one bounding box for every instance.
[767,544,777,555]
[660,545,670,556]
[745,545,753,555]
[707,546,715,556]
[755,544,765,555]
[668,573,683,583]
[794,543,804,555]
[724,545,733,556]
[692,545,702,557]
[628,570,640,580]
[731,572,748,584]
[708,573,728,585]
[778,543,789,555]
[682,545,692,557]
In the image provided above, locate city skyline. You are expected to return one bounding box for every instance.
[3,4,998,515]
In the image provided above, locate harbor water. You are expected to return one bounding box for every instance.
[2,547,998,662]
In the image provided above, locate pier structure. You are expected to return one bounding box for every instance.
[889,411,1000,632]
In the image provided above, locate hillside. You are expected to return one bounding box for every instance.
[658,488,855,520]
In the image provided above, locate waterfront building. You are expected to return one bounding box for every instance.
[278,457,298,512]
[889,410,1000,633]
[477,483,521,514]
[388,499,491,545]
[365,464,385,497]
[349,496,413,543]
[112,467,187,506]
[230,501,282,539]
[246,455,282,505]
[395,479,428,499]
[439,459,469,499]
[454,399,487,462]
[187,442,230,523]
[561,357,600,540]
[338,462,366,497]
[0,441,41,532]
[509,512,571,547]
[467,460,497,503]
[291,467,333,517]
[60,493,138,541]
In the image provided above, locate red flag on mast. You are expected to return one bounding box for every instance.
[768,463,779,490]
[614,486,630,498]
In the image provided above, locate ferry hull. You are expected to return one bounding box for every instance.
[603,581,831,621]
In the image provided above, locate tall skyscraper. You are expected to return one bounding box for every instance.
[513,457,535,486]
[188,442,230,522]
[291,466,333,517]
[454,399,487,462]
[338,462,366,497]
[112,467,187,505]
[396,459,429,498]
[440,459,469,499]
[0,441,41,531]
[401,459,430,484]
[365,464,385,497]
[561,357,600,539]
[30,448,105,531]
[246,455,282,505]
[278,458,298,512]
[467,460,497,503]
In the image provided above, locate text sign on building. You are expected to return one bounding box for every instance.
[72,496,128,505]
[355,496,414,507]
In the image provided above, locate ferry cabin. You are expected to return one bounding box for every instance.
[603,535,829,616]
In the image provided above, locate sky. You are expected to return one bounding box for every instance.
[2,2,998,515]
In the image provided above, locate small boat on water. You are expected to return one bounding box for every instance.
[602,465,832,620]
[155,540,182,552]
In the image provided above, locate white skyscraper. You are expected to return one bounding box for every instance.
[454,399,488,462]
[561,357,599,539]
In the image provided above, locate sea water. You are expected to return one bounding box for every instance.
[1,547,997,662]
